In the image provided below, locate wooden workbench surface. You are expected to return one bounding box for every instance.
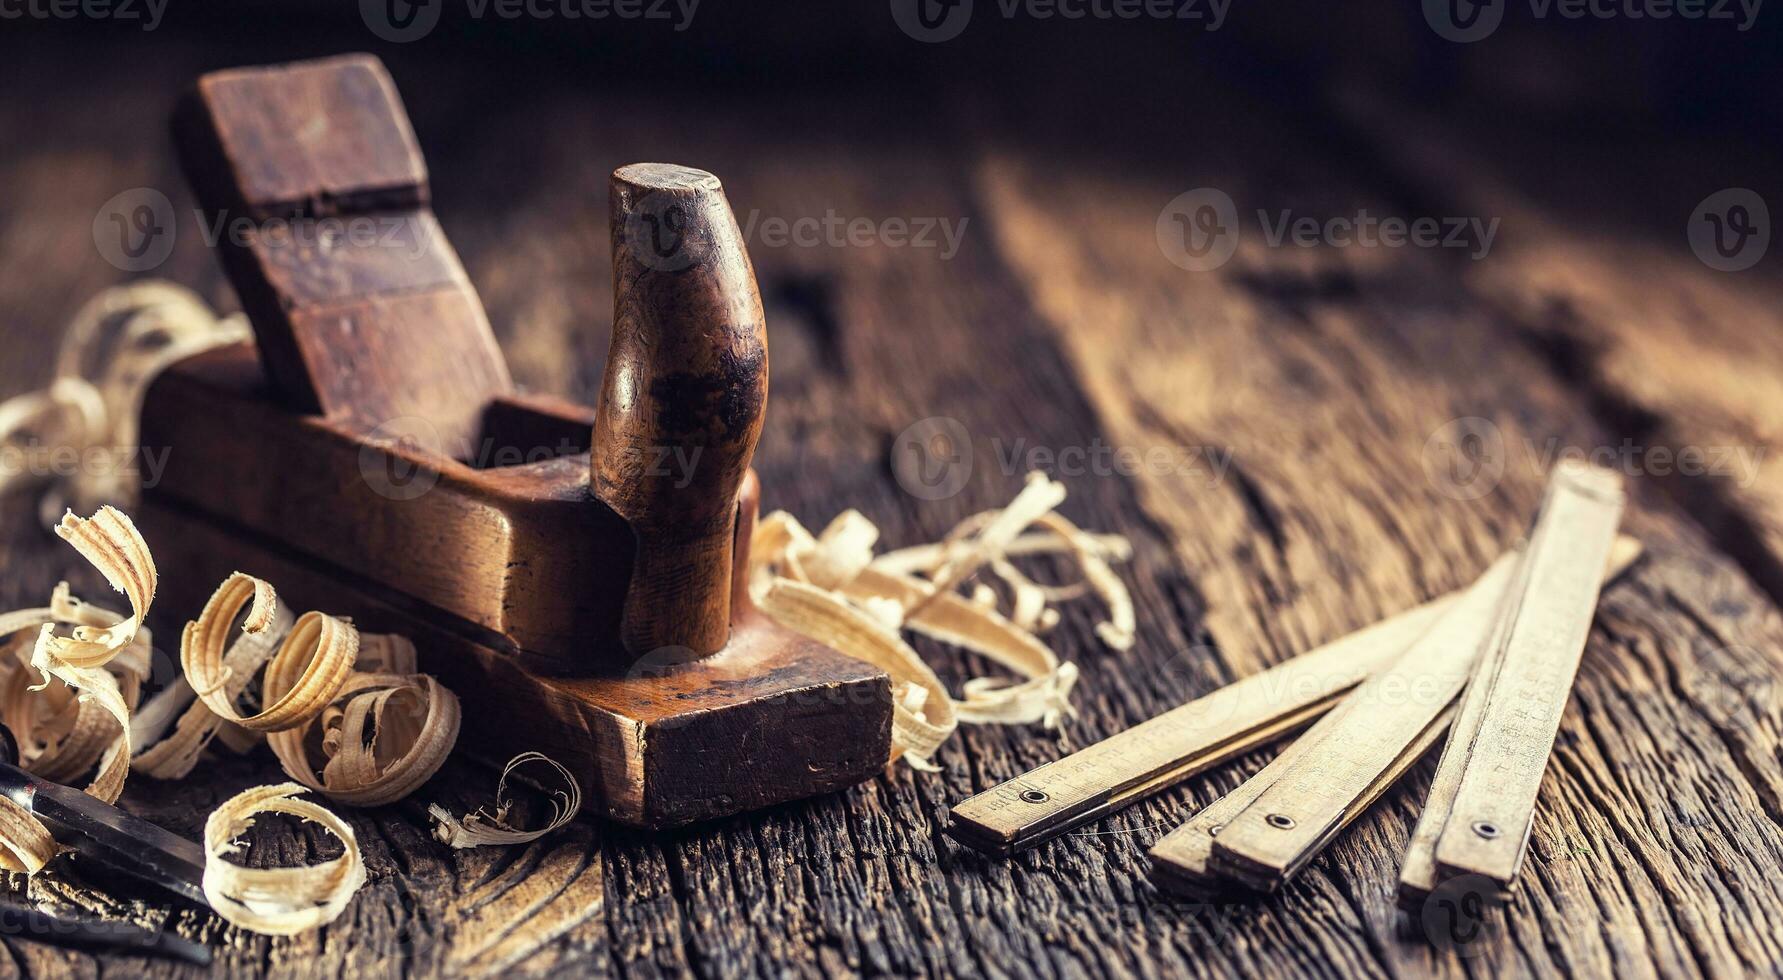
[1,29,1781,979]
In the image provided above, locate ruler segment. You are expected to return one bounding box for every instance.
[1395,557,1524,908]
[1202,554,1520,890]
[1149,692,1366,893]
[1431,462,1625,893]
[947,593,1451,854]
[1399,531,1643,908]
[1199,707,1456,893]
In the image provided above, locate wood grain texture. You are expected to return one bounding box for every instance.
[1338,93,1783,632]
[0,35,1779,978]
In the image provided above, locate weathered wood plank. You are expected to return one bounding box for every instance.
[1338,95,1783,621]
[967,86,1783,976]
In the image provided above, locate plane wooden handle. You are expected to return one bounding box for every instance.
[595,163,768,658]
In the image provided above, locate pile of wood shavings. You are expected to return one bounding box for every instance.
[749,472,1135,770]
[0,506,577,935]
[0,284,601,933]
[0,282,248,522]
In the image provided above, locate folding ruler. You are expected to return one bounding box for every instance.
[951,462,1630,907]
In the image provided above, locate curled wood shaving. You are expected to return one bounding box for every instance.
[0,282,248,518]
[0,502,472,935]
[903,475,1068,616]
[202,783,367,936]
[267,671,462,807]
[133,603,292,779]
[748,472,1134,769]
[163,573,462,812]
[181,574,358,733]
[0,522,463,933]
[15,507,155,805]
[39,508,158,668]
[0,796,58,874]
[0,506,154,883]
[3,648,123,784]
[429,752,582,849]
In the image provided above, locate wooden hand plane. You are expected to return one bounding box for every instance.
[135,54,892,828]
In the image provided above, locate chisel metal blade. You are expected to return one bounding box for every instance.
[0,761,209,909]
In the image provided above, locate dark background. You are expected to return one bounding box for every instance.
[2,1,1778,318]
